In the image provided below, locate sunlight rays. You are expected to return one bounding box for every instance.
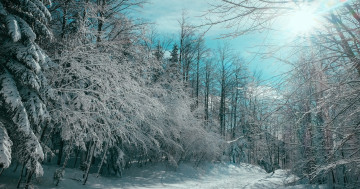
[288,8,319,35]
[286,7,321,36]
[284,0,354,37]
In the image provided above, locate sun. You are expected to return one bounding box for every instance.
[287,8,318,35]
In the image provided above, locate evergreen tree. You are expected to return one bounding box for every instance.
[168,44,179,80]
[154,41,164,61]
[0,0,53,180]
[170,44,179,64]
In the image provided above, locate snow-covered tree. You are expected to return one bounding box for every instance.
[0,0,53,186]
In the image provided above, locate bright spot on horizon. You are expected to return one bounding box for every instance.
[287,8,319,35]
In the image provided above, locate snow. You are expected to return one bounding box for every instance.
[0,125,12,168]
[6,15,21,42]
[0,71,31,134]
[0,162,324,189]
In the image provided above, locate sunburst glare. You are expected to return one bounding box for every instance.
[288,7,319,35]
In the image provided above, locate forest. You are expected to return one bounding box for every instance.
[0,0,360,188]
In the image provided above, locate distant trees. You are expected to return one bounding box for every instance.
[178,12,196,83]
[217,43,233,138]
[203,56,214,125]
[194,36,207,108]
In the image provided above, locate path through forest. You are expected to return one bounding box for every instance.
[0,162,324,189]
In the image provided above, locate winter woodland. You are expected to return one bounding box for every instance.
[0,0,360,188]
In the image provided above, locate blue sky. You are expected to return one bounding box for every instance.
[134,0,291,83]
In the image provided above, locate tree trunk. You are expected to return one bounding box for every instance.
[233,74,239,139]
[96,142,109,178]
[219,74,226,137]
[55,148,73,186]
[96,0,105,43]
[60,1,71,39]
[24,170,34,189]
[83,142,95,185]
[345,3,360,25]
[204,63,210,123]
[196,48,200,108]
[57,140,64,165]
[330,13,360,75]
[73,147,80,168]
[17,164,25,188]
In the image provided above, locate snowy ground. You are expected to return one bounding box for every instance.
[0,163,325,189]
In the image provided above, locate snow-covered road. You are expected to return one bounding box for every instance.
[1,162,312,189]
[74,163,298,189]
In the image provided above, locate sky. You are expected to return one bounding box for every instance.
[133,0,292,84]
